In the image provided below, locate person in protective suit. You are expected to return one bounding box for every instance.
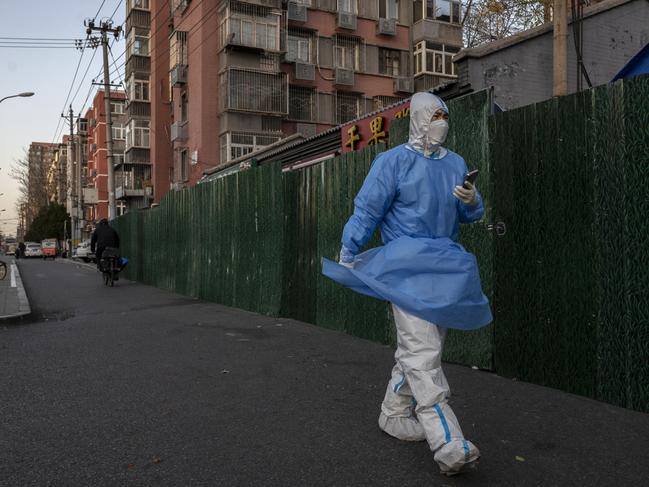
[90,218,120,270]
[322,92,492,476]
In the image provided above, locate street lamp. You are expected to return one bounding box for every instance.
[0,92,35,104]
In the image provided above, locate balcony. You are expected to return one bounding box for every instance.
[116,185,146,199]
[125,55,151,79]
[220,1,282,53]
[127,100,151,119]
[171,121,188,142]
[221,68,288,115]
[126,8,150,34]
[124,147,150,164]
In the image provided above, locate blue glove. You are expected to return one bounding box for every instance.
[339,245,355,268]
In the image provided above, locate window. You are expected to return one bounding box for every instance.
[110,101,124,114]
[132,0,150,9]
[129,77,150,101]
[112,124,126,140]
[337,0,357,13]
[293,0,312,4]
[289,86,315,121]
[379,48,401,77]
[223,3,280,51]
[180,149,188,181]
[414,0,460,23]
[126,120,150,148]
[336,92,360,124]
[169,31,188,67]
[129,31,150,56]
[414,41,459,77]
[180,92,188,122]
[219,132,281,163]
[379,0,399,20]
[334,36,360,70]
[287,30,312,63]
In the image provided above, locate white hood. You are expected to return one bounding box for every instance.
[408,92,449,156]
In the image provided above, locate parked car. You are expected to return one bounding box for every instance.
[74,240,95,262]
[41,238,58,259]
[24,242,42,258]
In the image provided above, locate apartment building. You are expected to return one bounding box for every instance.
[124,0,155,212]
[84,90,128,222]
[133,0,462,197]
[26,142,58,229]
[47,135,69,205]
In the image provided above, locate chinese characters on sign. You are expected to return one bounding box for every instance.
[342,103,411,153]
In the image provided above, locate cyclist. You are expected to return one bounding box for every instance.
[90,218,120,271]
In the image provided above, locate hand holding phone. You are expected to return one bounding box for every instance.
[463,169,479,189]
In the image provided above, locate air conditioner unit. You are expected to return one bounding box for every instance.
[170,121,188,142]
[296,123,317,137]
[335,67,355,86]
[171,64,188,86]
[377,18,396,36]
[394,76,414,94]
[287,1,307,22]
[337,12,357,30]
[295,62,315,81]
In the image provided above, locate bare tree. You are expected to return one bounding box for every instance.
[462,0,551,48]
[10,148,50,229]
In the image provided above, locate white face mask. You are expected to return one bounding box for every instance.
[426,119,449,152]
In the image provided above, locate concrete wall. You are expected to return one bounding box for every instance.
[459,0,649,110]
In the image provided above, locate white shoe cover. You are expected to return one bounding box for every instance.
[434,439,480,476]
[378,412,426,442]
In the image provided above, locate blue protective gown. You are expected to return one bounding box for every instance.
[322,143,493,330]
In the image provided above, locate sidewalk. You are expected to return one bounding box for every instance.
[0,256,31,319]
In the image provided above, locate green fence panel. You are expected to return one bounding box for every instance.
[620,76,649,410]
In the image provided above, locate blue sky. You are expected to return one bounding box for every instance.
[0,0,125,236]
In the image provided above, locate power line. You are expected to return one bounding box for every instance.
[94,0,108,19]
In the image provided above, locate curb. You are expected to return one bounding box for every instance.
[0,262,31,320]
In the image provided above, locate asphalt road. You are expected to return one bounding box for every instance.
[1,258,649,486]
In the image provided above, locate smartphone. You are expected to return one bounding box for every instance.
[463,169,479,188]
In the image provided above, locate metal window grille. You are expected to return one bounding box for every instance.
[373,95,403,111]
[221,1,280,52]
[287,28,313,63]
[289,86,315,121]
[170,30,188,68]
[222,68,288,115]
[219,131,282,163]
[335,92,360,124]
[378,48,401,77]
[259,53,280,72]
[334,35,363,71]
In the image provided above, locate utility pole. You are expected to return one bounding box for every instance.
[86,19,122,220]
[553,0,568,97]
[62,105,77,253]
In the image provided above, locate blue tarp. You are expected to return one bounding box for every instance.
[612,42,649,81]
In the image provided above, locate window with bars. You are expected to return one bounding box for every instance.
[337,0,357,13]
[131,0,150,9]
[287,29,313,63]
[289,86,315,121]
[334,36,361,71]
[180,149,188,181]
[220,1,280,51]
[336,92,360,124]
[378,48,401,77]
[373,95,403,111]
[170,31,188,68]
[219,132,282,163]
[222,69,288,115]
[414,41,459,77]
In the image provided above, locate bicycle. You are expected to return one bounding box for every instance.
[0,260,6,280]
[99,248,127,287]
